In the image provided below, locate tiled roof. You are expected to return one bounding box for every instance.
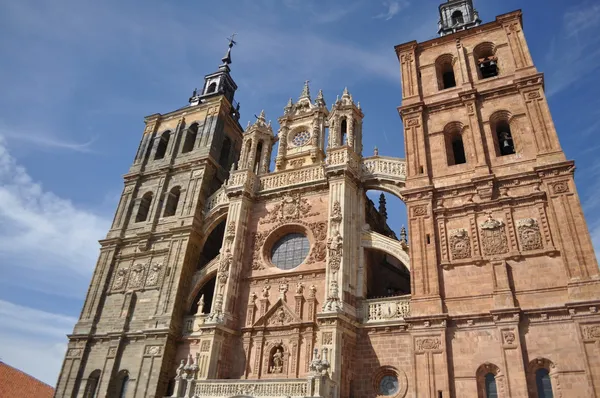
[0,361,54,398]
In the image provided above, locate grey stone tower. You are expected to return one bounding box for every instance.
[54,39,244,398]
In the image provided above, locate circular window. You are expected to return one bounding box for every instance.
[271,233,310,270]
[292,130,311,147]
[379,375,399,396]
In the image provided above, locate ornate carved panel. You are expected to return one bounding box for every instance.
[449,229,472,260]
[480,216,509,256]
[517,218,543,251]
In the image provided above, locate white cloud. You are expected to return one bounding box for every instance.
[564,3,600,38]
[0,135,110,297]
[374,1,409,21]
[0,299,76,386]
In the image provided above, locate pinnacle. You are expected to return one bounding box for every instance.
[299,80,311,100]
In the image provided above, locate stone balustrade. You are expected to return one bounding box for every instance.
[361,156,407,181]
[204,186,228,214]
[363,294,411,323]
[259,165,325,192]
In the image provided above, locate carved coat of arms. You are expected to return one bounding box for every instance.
[449,229,471,260]
[480,216,508,256]
[517,218,543,251]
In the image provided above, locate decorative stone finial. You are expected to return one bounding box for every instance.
[400,226,408,245]
[315,89,326,107]
[254,110,267,126]
[284,97,294,114]
[299,80,311,99]
[374,146,379,156]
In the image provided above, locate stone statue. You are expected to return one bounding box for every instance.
[196,294,205,315]
[261,285,270,299]
[271,347,284,373]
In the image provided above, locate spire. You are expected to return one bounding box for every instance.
[400,226,408,246]
[220,33,237,68]
[299,80,311,100]
[284,97,294,114]
[339,87,354,106]
[378,193,388,219]
[254,110,267,126]
[315,89,326,107]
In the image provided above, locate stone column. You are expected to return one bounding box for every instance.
[460,91,490,174]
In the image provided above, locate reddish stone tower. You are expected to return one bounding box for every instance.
[392,1,600,396]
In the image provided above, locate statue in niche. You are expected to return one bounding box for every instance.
[270,347,284,374]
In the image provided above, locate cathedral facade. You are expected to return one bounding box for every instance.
[55,1,600,397]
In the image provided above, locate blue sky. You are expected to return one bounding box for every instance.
[0,0,599,386]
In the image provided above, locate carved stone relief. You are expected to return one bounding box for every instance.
[480,216,509,256]
[502,330,516,346]
[128,263,146,289]
[146,264,162,286]
[145,345,162,356]
[112,268,129,290]
[260,194,320,225]
[415,337,441,352]
[449,228,471,260]
[550,181,569,194]
[517,218,543,251]
[582,325,600,340]
[412,205,428,217]
[268,307,295,326]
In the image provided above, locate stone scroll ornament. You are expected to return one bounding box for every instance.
[449,228,471,260]
[480,215,509,256]
[517,218,543,251]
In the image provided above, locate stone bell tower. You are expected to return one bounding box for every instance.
[275,81,329,171]
[54,38,244,398]
[393,1,600,396]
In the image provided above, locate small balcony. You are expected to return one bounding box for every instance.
[362,294,411,324]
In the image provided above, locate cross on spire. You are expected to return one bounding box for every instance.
[221,33,238,66]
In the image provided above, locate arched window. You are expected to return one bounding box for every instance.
[242,140,252,169]
[182,123,198,154]
[476,363,502,398]
[207,82,217,94]
[536,369,553,398]
[444,122,466,166]
[219,136,232,169]
[340,118,347,145]
[495,120,515,156]
[452,10,464,25]
[254,141,263,174]
[474,42,499,79]
[136,192,153,222]
[436,55,456,90]
[485,373,498,398]
[83,370,100,398]
[154,131,170,160]
[163,186,181,217]
[442,64,456,89]
[451,135,466,165]
[118,371,129,398]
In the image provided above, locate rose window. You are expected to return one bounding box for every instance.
[271,233,310,270]
[292,130,311,147]
[379,375,399,396]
